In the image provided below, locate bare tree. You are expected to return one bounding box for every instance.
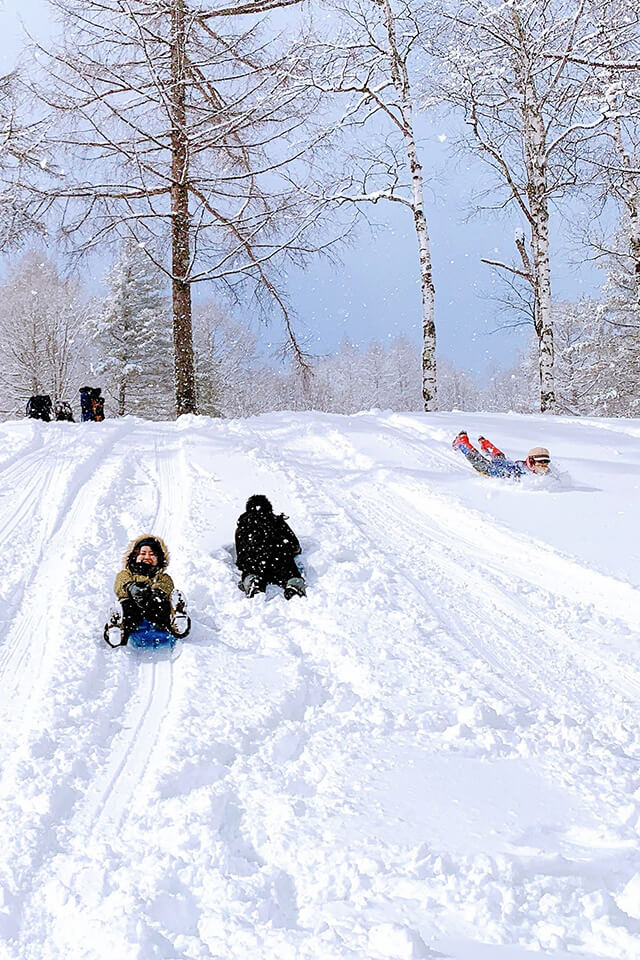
[0,71,56,246]
[557,2,640,307]
[300,0,438,411]
[0,251,90,416]
[437,0,611,413]
[31,0,333,415]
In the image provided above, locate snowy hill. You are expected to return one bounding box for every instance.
[1,410,639,960]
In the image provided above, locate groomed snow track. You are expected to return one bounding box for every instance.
[0,411,639,960]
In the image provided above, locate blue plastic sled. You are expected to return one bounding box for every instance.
[128,619,177,650]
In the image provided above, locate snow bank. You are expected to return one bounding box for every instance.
[0,410,639,959]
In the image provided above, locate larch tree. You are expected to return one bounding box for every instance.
[438,0,611,413]
[0,70,56,247]
[31,0,331,416]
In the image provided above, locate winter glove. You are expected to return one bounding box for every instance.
[128,582,153,607]
[129,583,170,625]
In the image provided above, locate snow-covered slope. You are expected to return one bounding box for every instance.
[0,410,639,960]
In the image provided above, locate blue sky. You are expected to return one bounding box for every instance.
[0,0,605,378]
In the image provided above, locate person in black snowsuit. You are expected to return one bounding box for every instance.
[26,395,53,421]
[54,401,74,422]
[235,495,306,599]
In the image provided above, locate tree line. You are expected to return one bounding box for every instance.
[0,244,635,420]
[1,0,639,418]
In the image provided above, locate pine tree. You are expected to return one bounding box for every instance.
[91,241,174,418]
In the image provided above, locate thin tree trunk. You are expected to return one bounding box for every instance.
[522,80,555,412]
[531,210,555,412]
[381,0,437,412]
[118,375,126,416]
[170,0,197,416]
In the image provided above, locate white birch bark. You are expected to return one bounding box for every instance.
[521,64,556,412]
[380,0,437,410]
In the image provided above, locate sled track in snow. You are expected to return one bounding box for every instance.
[0,422,136,717]
[1,415,639,960]
[68,425,194,841]
[342,483,640,709]
[74,657,175,839]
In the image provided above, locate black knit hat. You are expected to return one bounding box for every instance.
[246,494,273,513]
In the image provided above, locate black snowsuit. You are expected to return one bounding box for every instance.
[235,496,302,590]
[26,395,53,421]
[54,401,74,422]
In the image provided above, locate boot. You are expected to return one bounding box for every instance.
[452,430,470,449]
[104,602,126,647]
[284,577,306,600]
[170,589,191,638]
[241,574,262,598]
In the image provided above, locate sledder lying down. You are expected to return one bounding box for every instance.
[104,534,190,648]
[453,432,552,480]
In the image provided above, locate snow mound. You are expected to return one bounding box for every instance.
[0,409,639,960]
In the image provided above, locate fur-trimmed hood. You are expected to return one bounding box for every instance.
[123,534,170,573]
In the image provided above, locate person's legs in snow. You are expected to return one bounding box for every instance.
[104,601,126,647]
[478,436,506,459]
[452,431,492,477]
[267,559,306,599]
[283,577,306,600]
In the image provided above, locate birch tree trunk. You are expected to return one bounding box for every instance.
[531,208,556,412]
[381,0,436,411]
[519,19,555,414]
[170,0,197,416]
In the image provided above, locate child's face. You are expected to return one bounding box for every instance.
[137,545,158,566]
[528,457,550,475]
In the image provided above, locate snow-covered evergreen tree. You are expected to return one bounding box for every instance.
[91,241,174,418]
[597,227,640,415]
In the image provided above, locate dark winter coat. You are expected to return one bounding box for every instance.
[54,401,74,422]
[26,395,53,421]
[235,496,301,580]
[79,386,104,422]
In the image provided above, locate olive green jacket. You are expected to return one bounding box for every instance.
[114,534,174,600]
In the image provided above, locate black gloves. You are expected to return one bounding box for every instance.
[128,582,153,606]
[127,581,171,628]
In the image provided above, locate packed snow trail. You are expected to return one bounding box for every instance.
[0,412,639,960]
